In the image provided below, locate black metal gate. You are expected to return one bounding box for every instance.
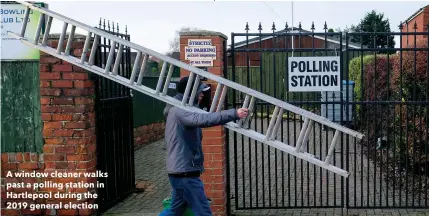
[226,22,429,212]
[93,20,135,212]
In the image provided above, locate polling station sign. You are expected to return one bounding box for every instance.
[185,46,217,60]
[288,56,341,92]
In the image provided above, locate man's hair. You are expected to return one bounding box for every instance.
[176,76,210,96]
[176,76,190,94]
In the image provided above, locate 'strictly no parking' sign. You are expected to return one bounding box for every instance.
[288,56,341,92]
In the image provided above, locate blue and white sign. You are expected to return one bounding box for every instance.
[188,39,212,46]
[189,60,213,67]
[168,83,176,89]
[184,46,216,60]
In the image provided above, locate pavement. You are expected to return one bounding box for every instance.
[102,121,429,215]
[103,139,170,215]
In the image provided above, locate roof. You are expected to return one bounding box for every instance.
[403,4,429,24]
[232,27,363,49]
[149,56,161,63]
[171,52,180,60]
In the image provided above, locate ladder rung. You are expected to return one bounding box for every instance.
[129,52,142,85]
[65,25,76,55]
[162,64,175,96]
[270,108,284,140]
[295,118,309,151]
[42,16,53,46]
[182,73,195,105]
[80,31,92,64]
[242,96,256,129]
[188,75,201,105]
[104,41,116,73]
[34,14,44,44]
[137,54,148,85]
[325,130,340,164]
[300,119,314,152]
[237,95,251,127]
[265,106,280,140]
[209,84,223,112]
[155,62,168,94]
[216,85,228,112]
[20,7,30,37]
[88,35,99,65]
[243,95,251,107]
[57,22,68,54]
[112,44,123,75]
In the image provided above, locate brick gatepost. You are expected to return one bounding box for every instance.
[179,31,229,216]
[1,34,98,216]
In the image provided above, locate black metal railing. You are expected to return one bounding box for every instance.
[93,19,135,213]
[225,21,429,211]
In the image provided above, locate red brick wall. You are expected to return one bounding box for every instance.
[1,36,97,216]
[133,122,165,149]
[180,33,228,216]
[401,6,429,47]
[1,153,44,216]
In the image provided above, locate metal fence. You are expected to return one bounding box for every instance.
[225,21,429,212]
[93,19,135,212]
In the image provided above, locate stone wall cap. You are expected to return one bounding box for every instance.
[180,30,228,40]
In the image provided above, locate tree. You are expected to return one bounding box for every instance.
[349,10,395,51]
[166,26,202,56]
[328,28,334,33]
[334,25,357,40]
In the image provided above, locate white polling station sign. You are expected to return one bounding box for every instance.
[288,56,341,92]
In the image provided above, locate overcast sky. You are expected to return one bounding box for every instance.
[43,1,428,53]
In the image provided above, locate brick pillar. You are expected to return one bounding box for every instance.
[180,31,228,216]
[39,34,97,216]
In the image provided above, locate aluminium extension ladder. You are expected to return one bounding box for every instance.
[8,1,364,177]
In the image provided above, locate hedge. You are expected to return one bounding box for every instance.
[348,54,396,127]
[349,38,428,175]
[348,55,374,103]
[390,39,428,166]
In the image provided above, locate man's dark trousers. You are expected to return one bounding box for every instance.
[166,175,212,216]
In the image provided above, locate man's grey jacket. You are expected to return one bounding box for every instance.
[163,84,239,174]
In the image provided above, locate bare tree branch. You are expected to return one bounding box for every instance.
[166,26,202,56]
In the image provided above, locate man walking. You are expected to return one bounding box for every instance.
[163,76,248,216]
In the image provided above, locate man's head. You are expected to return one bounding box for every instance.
[176,76,210,104]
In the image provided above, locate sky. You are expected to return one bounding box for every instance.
[37,1,429,54]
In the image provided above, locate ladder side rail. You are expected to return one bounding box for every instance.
[15,1,364,139]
